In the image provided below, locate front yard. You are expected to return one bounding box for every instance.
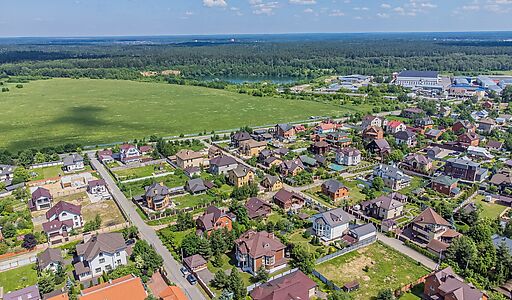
[0,264,38,293]
[315,242,430,300]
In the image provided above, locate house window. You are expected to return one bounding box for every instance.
[116,252,120,257]
[105,265,112,271]
[117,259,122,264]
[74,216,78,220]
[99,258,105,263]
[265,256,275,265]
[99,252,103,257]
[95,268,101,273]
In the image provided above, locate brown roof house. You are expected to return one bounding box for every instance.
[423,267,487,300]
[235,230,287,275]
[245,198,272,220]
[458,132,480,147]
[196,206,233,236]
[37,248,63,273]
[367,139,391,158]
[43,201,83,245]
[175,150,205,169]
[240,139,268,157]
[431,176,460,196]
[401,153,432,174]
[260,175,283,192]
[185,178,214,194]
[410,208,461,253]
[321,179,349,202]
[360,192,407,220]
[183,254,208,273]
[250,270,317,300]
[231,131,252,147]
[310,141,330,155]
[228,165,255,188]
[279,159,305,177]
[30,187,53,211]
[143,182,171,211]
[452,120,476,134]
[477,118,496,134]
[273,188,305,211]
[362,126,384,142]
[395,130,417,148]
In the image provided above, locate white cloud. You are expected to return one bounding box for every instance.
[381,3,391,9]
[303,8,314,13]
[377,12,390,18]
[251,1,279,15]
[354,7,369,11]
[203,0,227,7]
[329,9,345,16]
[289,0,316,4]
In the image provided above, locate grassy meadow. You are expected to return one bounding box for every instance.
[0,78,368,151]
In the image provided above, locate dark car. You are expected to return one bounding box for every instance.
[187,274,197,285]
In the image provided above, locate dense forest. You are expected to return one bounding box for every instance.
[1,36,512,81]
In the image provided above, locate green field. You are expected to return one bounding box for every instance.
[474,195,508,219]
[315,242,429,300]
[112,164,174,180]
[0,79,369,151]
[0,264,38,293]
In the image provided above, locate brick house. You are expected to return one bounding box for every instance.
[196,206,233,236]
[431,176,459,196]
[176,150,205,169]
[362,126,384,141]
[452,120,476,134]
[275,124,296,140]
[143,182,170,211]
[423,267,487,300]
[273,188,305,211]
[245,197,272,220]
[321,179,349,202]
[458,132,480,147]
[235,230,287,275]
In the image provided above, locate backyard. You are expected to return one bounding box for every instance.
[112,163,174,181]
[0,78,371,151]
[29,165,92,181]
[473,195,509,220]
[0,264,38,293]
[315,242,430,300]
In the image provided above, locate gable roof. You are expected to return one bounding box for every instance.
[210,155,237,167]
[432,175,458,186]
[63,153,84,167]
[196,206,231,232]
[144,182,169,199]
[322,179,348,194]
[236,230,286,258]
[46,201,81,219]
[362,194,405,211]
[388,120,404,128]
[183,254,207,270]
[88,179,106,188]
[245,197,272,219]
[262,175,280,186]
[273,189,304,206]
[79,275,146,300]
[313,208,354,228]
[276,124,294,132]
[3,285,41,300]
[232,131,251,141]
[427,267,485,300]
[250,270,317,300]
[229,165,253,178]
[76,233,126,261]
[176,150,203,161]
[32,187,51,201]
[37,248,63,270]
[186,178,213,193]
[413,207,451,227]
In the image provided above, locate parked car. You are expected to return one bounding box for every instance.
[187,274,197,285]
[180,266,190,277]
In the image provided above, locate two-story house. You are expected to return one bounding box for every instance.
[119,144,141,164]
[250,270,317,300]
[279,159,305,177]
[87,179,109,198]
[452,120,476,134]
[196,206,233,236]
[260,175,283,192]
[373,164,412,191]
[275,124,296,140]
[401,153,432,174]
[311,208,354,241]
[30,187,53,211]
[176,150,205,169]
[37,248,63,273]
[73,233,128,281]
[361,115,388,129]
[0,164,14,184]
[239,139,267,157]
[360,193,406,220]
[444,158,488,182]
[43,201,83,244]
[143,182,171,211]
[235,230,287,275]
[231,131,252,147]
[273,188,305,211]
[458,132,480,147]
[336,147,361,166]
[386,120,407,134]
[245,197,272,220]
[362,126,384,141]
[62,153,85,172]
[209,155,238,175]
[411,208,461,249]
[321,179,350,202]
[423,267,487,300]
[228,165,255,187]
[431,176,459,196]
[395,130,417,148]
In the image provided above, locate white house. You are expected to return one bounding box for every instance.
[42,201,83,244]
[336,147,361,166]
[30,187,53,211]
[37,248,63,273]
[348,223,377,242]
[74,233,128,281]
[394,70,441,88]
[361,115,388,129]
[119,144,141,163]
[87,179,110,199]
[311,208,354,241]
[62,154,85,172]
[373,164,412,191]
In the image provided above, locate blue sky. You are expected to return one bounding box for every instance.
[1,0,512,37]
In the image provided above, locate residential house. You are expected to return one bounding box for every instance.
[245,197,272,220]
[144,182,171,211]
[311,208,354,241]
[309,141,329,155]
[183,254,208,273]
[79,275,147,300]
[30,187,53,211]
[62,153,85,172]
[293,124,306,133]
[486,140,503,151]
[274,124,296,140]
[425,129,445,141]
[262,156,282,168]
[87,179,107,195]
[386,120,407,134]
[321,179,350,202]
[423,267,487,300]
[240,139,267,157]
[482,100,494,110]
[196,206,233,236]
[299,155,318,169]
[209,155,238,175]
[348,223,377,243]
[458,132,480,146]
[119,144,141,163]
[138,145,153,156]
[492,235,512,256]
[260,175,283,192]
[411,208,461,248]
[3,285,41,300]
[314,122,338,134]
[43,290,69,300]
[401,107,425,119]
[336,147,361,166]
[489,170,512,192]
[273,188,305,211]
[467,146,494,160]
[44,201,83,234]
[279,159,305,177]
[0,164,14,184]
[250,270,317,300]
[362,126,384,141]
[37,248,63,273]
[185,178,214,194]
[415,117,435,132]
[477,118,496,134]
[361,115,388,129]
[426,146,442,159]
[373,164,412,191]
[360,193,407,220]
[175,150,205,169]
[395,130,417,147]
[431,176,459,196]
[367,139,391,158]
[74,233,128,281]
[402,153,432,174]
[231,131,252,147]
[208,145,223,159]
[452,120,476,134]
[60,172,94,189]
[97,150,114,164]
[325,131,352,147]
[235,230,287,274]
[444,158,488,182]
[228,165,255,187]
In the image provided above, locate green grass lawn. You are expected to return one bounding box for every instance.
[173,193,216,209]
[474,195,508,219]
[287,229,324,255]
[29,165,92,181]
[315,242,430,300]
[0,78,371,151]
[399,176,426,195]
[121,173,189,197]
[340,178,370,205]
[0,264,38,293]
[113,164,174,180]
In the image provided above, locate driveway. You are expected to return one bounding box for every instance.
[88,154,206,300]
[377,233,438,270]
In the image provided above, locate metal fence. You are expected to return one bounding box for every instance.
[246,268,299,292]
[315,235,377,265]
[312,269,342,291]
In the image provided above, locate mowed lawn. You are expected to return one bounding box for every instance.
[0,79,367,151]
[315,242,429,300]
[474,195,509,219]
[0,264,38,293]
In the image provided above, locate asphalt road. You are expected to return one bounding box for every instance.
[88,154,206,300]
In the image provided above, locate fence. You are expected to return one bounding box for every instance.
[0,255,37,272]
[48,222,130,246]
[312,269,343,291]
[110,158,167,172]
[315,235,377,264]
[29,161,63,169]
[246,268,299,292]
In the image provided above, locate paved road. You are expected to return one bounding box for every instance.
[88,154,206,300]
[377,233,438,270]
